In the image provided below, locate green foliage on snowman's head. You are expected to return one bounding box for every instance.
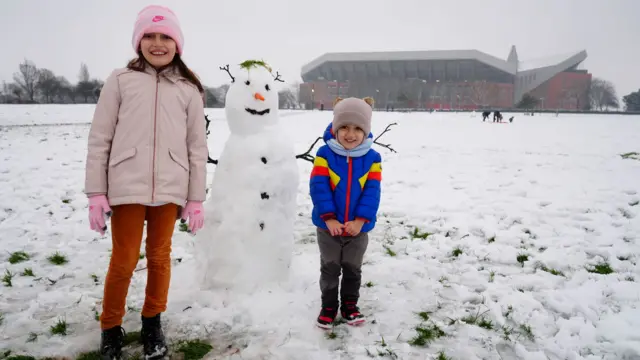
[239,59,272,72]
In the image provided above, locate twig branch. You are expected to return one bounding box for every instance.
[273,71,284,83]
[295,136,322,163]
[373,122,398,153]
[219,64,235,83]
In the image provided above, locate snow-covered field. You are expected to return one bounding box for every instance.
[1,105,640,360]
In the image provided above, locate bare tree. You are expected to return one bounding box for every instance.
[55,76,74,103]
[37,69,60,103]
[278,88,297,109]
[9,83,24,102]
[79,63,91,83]
[590,78,619,111]
[13,59,38,102]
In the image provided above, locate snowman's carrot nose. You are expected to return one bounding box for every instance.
[254,93,265,101]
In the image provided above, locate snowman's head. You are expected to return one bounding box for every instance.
[224,63,280,135]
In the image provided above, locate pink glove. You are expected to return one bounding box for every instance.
[88,195,112,236]
[180,201,204,234]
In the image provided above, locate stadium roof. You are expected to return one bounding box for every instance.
[300,48,587,78]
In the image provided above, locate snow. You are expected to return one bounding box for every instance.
[1,105,640,359]
[193,65,299,292]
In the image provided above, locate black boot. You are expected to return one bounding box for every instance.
[316,305,339,329]
[141,314,168,359]
[100,325,125,360]
[341,299,366,326]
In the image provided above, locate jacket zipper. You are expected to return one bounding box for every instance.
[151,74,159,203]
[343,157,353,235]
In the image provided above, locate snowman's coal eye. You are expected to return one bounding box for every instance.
[265,84,271,91]
[245,80,250,85]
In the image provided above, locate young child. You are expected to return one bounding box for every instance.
[84,5,208,359]
[310,97,382,329]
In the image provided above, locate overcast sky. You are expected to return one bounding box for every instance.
[1,0,638,96]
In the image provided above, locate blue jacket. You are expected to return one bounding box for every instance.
[310,123,382,234]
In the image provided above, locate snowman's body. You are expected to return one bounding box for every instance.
[195,65,298,292]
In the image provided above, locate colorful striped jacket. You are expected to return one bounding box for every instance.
[310,123,382,234]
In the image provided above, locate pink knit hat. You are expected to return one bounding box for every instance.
[132,5,184,55]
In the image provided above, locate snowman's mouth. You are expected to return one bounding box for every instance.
[245,108,271,116]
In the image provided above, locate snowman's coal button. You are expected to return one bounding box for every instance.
[261,157,267,164]
[261,192,270,200]
[260,222,265,230]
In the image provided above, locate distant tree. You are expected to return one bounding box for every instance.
[203,87,220,108]
[9,83,24,102]
[278,88,297,109]
[36,69,62,103]
[13,59,38,102]
[210,84,230,107]
[56,76,74,103]
[589,78,619,111]
[79,63,91,83]
[516,93,539,109]
[622,89,640,112]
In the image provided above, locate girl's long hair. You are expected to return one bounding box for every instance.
[127,51,204,94]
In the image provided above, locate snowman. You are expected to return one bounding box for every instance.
[194,61,299,293]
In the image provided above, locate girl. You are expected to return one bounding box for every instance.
[84,5,208,359]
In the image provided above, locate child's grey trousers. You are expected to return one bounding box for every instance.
[317,228,369,307]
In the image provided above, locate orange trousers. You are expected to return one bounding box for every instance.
[100,203,178,330]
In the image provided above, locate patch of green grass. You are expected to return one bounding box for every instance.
[587,262,614,275]
[175,340,214,360]
[179,222,189,232]
[20,268,34,277]
[502,325,513,341]
[620,152,639,160]
[410,227,432,240]
[8,251,30,264]
[2,270,15,287]
[5,356,36,360]
[536,264,565,277]
[47,252,68,265]
[93,308,100,322]
[487,236,496,243]
[50,318,68,336]
[451,247,463,257]
[0,312,4,326]
[364,281,375,288]
[437,351,452,360]
[517,253,529,267]
[325,330,338,339]
[124,331,141,346]
[62,199,71,204]
[383,245,396,257]
[139,252,145,260]
[438,276,448,284]
[478,318,494,330]
[90,273,99,284]
[408,323,446,347]
[519,323,535,342]
[489,271,495,283]
[416,311,431,322]
[76,351,101,360]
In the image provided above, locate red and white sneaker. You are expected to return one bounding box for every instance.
[316,306,338,329]
[341,301,366,326]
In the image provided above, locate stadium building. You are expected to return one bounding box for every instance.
[299,46,591,111]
